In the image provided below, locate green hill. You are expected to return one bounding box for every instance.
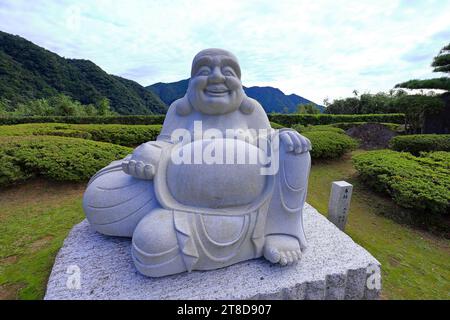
[0,31,167,114]
[148,79,324,113]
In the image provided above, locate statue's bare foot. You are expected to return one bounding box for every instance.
[263,235,302,266]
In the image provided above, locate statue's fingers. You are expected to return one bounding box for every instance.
[280,133,294,152]
[288,131,302,154]
[144,164,155,179]
[128,160,137,176]
[135,161,145,177]
[303,136,312,152]
[122,160,130,174]
[297,135,308,153]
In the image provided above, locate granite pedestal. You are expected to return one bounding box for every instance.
[45,203,380,300]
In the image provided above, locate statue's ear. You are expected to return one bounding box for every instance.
[176,97,193,116]
[239,97,255,115]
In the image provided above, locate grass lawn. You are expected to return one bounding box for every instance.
[0,150,449,299]
[0,180,85,299]
[307,150,450,300]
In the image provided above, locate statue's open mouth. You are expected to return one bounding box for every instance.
[205,86,230,97]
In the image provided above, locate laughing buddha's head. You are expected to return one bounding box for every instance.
[186,48,245,115]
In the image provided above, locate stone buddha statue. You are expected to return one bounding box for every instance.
[83,48,312,277]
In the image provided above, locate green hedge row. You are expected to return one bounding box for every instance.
[0,115,166,125]
[0,113,405,126]
[290,124,358,159]
[389,134,450,155]
[292,124,346,134]
[331,122,405,132]
[302,131,358,159]
[0,136,132,187]
[353,150,450,215]
[0,123,162,147]
[268,113,405,127]
[0,123,360,157]
[269,121,284,129]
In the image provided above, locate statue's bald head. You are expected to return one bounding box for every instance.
[184,48,246,116]
[191,48,241,79]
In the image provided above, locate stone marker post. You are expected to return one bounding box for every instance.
[328,181,353,231]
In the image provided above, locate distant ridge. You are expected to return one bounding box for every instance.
[148,79,324,113]
[0,30,167,114]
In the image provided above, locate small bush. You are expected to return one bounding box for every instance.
[353,150,450,215]
[346,123,398,150]
[301,131,358,159]
[0,113,405,126]
[0,136,131,186]
[270,121,284,129]
[389,134,450,155]
[331,122,405,133]
[0,123,162,147]
[268,113,405,127]
[0,115,166,125]
[292,124,346,134]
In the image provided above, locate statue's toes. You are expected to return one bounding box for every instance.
[264,246,280,264]
[284,251,291,265]
[296,249,302,261]
[291,250,301,263]
[279,253,288,266]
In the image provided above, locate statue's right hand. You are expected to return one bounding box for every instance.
[121,142,164,180]
[122,159,155,180]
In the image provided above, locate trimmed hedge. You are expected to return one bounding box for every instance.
[0,113,405,126]
[269,121,284,129]
[331,122,405,133]
[292,124,346,134]
[0,115,166,125]
[302,131,358,159]
[268,113,405,127]
[0,123,162,147]
[0,136,132,186]
[353,150,450,215]
[389,134,450,155]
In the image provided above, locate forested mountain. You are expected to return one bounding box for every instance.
[0,31,167,114]
[148,79,324,113]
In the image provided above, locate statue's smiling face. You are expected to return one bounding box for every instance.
[187,50,245,115]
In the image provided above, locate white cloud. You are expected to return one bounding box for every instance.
[1,0,449,104]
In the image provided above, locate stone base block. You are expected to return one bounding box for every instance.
[45,203,381,300]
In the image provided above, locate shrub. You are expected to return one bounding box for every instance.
[0,136,131,186]
[270,121,284,129]
[0,113,405,126]
[268,113,405,127]
[389,134,450,155]
[0,115,166,125]
[0,123,162,147]
[345,123,399,150]
[353,150,450,215]
[292,124,346,134]
[331,122,405,133]
[301,131,358,159]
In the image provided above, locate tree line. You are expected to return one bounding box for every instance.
[0,94,116,117]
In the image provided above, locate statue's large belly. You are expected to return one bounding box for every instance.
[167,139,267,209]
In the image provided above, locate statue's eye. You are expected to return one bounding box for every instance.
[197,67,211,76]
[222,67,236,77]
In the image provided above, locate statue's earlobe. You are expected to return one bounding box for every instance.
[176,97,193,116]
[239,97,255,115]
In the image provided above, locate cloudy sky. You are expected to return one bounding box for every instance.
[0,0,449,104]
